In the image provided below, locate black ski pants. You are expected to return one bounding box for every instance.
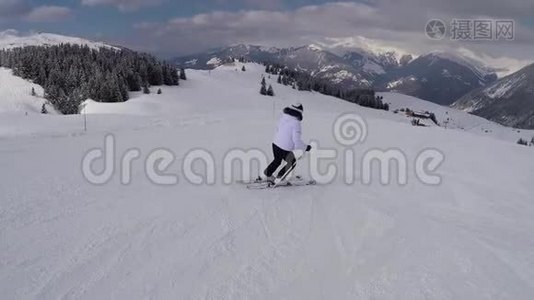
[264,143,296,178]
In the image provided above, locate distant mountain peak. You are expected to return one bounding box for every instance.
[452,62,534,129]
[0,30,119,51]
[172,44,498,105]
[423,51,496,80]
[306,44,324,52]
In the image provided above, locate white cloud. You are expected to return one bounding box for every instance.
[126,1,534,74]
[81,0,163,12]
[24,6,73,23]
[373,0,534,18]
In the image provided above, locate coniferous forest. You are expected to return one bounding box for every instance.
[0,45,180,114]
[263,63,389,111]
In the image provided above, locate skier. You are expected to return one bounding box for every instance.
[261,103,312,184]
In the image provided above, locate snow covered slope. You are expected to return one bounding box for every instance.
[381,92,531,142]
[427,51,496,81]
[0,67,57,115]
[453,63,534,129]
[0,30,119,50]
[377,52,498,105]
[1,63,534,299]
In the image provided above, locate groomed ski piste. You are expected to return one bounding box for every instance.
[1,63,534,299]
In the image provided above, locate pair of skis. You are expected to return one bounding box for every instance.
[245,177,316,189]
[242,153,316,189]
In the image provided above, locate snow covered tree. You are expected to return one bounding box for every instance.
[180,68,187,80]
[517,138,528,146]
[148,64,164,86]
[282,76,289,86]
[41,103,47,114]
[31,87,36,96]
[0,44,180,114]
[267,85,274,96]
[260,85,267,95]
[260,77,268,95]
[38,66,46,85]
[143,84,150,94]
[125,72,142,92]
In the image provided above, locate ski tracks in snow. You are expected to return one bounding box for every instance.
[181,185,398,299]
[34,218,158,299]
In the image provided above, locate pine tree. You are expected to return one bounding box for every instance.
[126,72,142,92]
[241,65,246,72]
[143,84,150,94]
[0,44,180,114]
[172,69,180,85]
[157,88,162,95]
[31,87,36,96]
[41,103,48,114]
[38,66,46,85]
[517,138,528,146]
[180,68,187,80]
[267,85,274,96]
[277,75,282,84]
[260,77,267,95]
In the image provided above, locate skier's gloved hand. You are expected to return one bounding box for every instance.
[306,145,312,152]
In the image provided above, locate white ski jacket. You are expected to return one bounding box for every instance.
[273,113,307,151]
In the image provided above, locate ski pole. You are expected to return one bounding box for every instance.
[277,152,306,183]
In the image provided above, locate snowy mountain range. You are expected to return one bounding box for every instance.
[1,31,532,129]
[173,44,498,105]
[0,31,119,51]
[174,44,378,88]
[453,62,534,129]
[376,52,498,105]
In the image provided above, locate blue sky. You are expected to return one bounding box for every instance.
[2,0,347,36]
[1,0,533,69]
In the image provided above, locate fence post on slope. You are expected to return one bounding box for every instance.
[80,102,87,132]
